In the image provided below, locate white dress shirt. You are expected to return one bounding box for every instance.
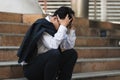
[37,16,76,54]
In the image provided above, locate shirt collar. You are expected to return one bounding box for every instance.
[45,16,50,22]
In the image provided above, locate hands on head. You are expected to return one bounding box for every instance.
[57,14,75,29]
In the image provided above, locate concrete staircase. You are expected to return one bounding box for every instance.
[0,12,29,79]
[0,12,120,80]
[72,18,120,80]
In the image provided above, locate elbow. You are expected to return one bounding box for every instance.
[48,44,59,49]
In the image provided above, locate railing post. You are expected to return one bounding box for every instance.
[101,0,107,21]
[43,0,47,13]
[94,0,97,20]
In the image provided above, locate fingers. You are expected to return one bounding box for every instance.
[57,14,73,27]
[65,14,72,22]
[57,14,72,22]
[57,15,60,21]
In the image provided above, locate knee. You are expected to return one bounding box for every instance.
[65,49,78,60]
[47,49,62,63]
[48,49,61,58]
[70,49,78,59]
[49,49,60,54]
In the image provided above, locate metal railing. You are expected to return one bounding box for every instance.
[89,0,120,24]
[38,0,120,23]
[38,0,71,15]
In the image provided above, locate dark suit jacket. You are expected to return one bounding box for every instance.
[17,18,57,63]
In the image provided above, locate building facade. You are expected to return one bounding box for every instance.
[39,0,120,24]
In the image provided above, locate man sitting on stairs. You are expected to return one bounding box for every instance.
[17,6,78,80]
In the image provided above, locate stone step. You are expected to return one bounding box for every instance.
[76,26,120,37]
[0,22,29,34]
[0,46,18,61]
[0,61,23,79]
[74,18,120,37]
[76,27,99,36]
[0,33,120,47]
[76,36,120,47]
[0,18,120,37]
[0,12,43,24]
[0,12,22,23]
[74,58,120,73]
[3,70,120,80]
[0,19,120,37]
[74,17,120,30]
[0,16,117,32]
[0,46,120,61]
[89,20,120,30]
[72,70,120,80]
[0,58,120,79]
[0,33,24,46]
[0,13,119,36]
[4,78,27,80]
[76,47,120,58]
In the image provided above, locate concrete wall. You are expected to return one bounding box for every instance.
[0,0,43,14]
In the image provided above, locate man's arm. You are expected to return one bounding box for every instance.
[60,29,76,49]
[42,25,67,49]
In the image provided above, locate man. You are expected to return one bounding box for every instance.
[17,6,78,80]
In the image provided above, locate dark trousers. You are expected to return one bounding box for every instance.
[23,49,78,80]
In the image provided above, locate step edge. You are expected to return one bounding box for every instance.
[1,58,120,66]
[0,33,24,36]
[1,34,119,38]
[0,22,30,26]
[77,58,120,62]
[74,46,120,49]
[3,78,27,80]
[3,70,120,80]
[0,61,19,66]
[72,70,120,79]
[77,36,120,39]
[0,46,19,50]
[0,46,120,50]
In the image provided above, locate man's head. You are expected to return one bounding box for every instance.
[53,6,75,19]
[50,6,75,30]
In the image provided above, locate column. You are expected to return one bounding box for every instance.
[101,0,107,21]
[71,0,89,18]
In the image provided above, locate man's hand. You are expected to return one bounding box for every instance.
[57,14,72,27]
[67,16,76,30]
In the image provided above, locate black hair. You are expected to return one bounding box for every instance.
[53,6,75,19]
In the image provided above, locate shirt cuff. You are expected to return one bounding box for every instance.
[59,25,67,31]
[69,29,76,34]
